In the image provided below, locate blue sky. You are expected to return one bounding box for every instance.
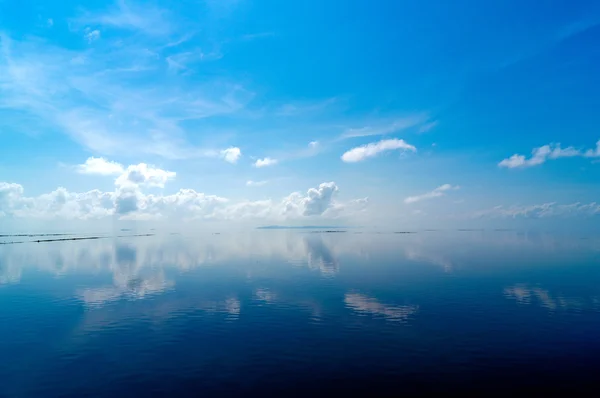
[0,0,599,228]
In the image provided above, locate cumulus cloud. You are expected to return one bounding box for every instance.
[124,189,229,219]
[196,182,345,220]
[4,156,364,222]
[76,157,124,175]
[115,163,176,188]
[302,182,338,216]
[473,202,600,218]
[0,182,115,219]
[404,184,459,204]
[499,140,599,168]
[0,182,27,217]
[220,147,241,164]
[246,180,267,187]
[341,138,416,163]
[0,175,363,222]
[254,157,277,168]
[111,163,176,215]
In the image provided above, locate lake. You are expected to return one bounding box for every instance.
[1,230,600,396]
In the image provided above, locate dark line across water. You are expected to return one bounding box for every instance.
[0,234,155,245]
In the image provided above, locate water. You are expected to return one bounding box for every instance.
[1,230,600,396]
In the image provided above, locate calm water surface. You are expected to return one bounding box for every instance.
[1,230,600,396]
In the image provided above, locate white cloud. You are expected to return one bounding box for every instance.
[0,21,253,160]
[0,183,115,220]
[115,163,176,188]
[112,163,176,216]
[246,180,267,187]
[220,147,241,164]
[0,177,364,222]
[84,29,101,43]
[125,189,229,219]
[341,138,416,163]
[473,202,600,218]
[47,18,54,27]
[0,182,27,218]
[325,197,369,218]
[584,140,600,158]
[254,157,278,168]
[499,141,599,168]
[76,157,124,175]
[404,184,459,204]
[302,182,338,216]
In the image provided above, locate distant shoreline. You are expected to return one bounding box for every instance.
[256,225,351,230]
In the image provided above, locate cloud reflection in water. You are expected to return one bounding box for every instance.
[345,293,419,322]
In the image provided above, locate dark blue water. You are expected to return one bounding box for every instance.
[1,230,600,396]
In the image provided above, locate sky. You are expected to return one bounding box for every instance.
[0,0,599,230]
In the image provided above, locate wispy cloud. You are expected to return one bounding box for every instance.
[248,141,322,170]
[254,157,278,168]
[418,120,438,133]
[473,202,600,218]
[75,0,174,36]
[246,180,268,187]
[341,138,416,163]
[340,114,429,139]
[0,8,251,160]
[274,98,338,117]
[556,18,600,42]
[499,140,599,168]
[240,32,276,41]
[166,50,222,74]
[84,29,101,43]
[404,184,459,204]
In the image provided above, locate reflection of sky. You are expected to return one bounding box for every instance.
[3,231,600,286]
[3,231,600,398]
[2,231,600,320]
[77,243,174,307]
[254,288,277,304]
[504,284,600,311]
[303,234,339,275]
[345,293,418,322]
